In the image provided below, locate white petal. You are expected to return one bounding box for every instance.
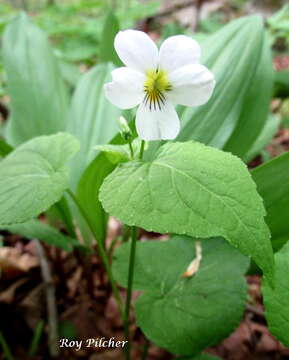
[114,30,159,72]
[159,35,201,73]
[104,67,145,109]
[168,64,215,107]
[136,101,180,141]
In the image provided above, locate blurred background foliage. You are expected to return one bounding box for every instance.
[1,0,289,160]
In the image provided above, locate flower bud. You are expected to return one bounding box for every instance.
[118,116,132,141]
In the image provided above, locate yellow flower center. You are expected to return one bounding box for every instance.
[144,69,172,110]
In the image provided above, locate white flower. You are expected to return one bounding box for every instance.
[104,30,215,141]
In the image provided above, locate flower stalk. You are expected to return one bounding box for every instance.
[123,226,137,360]
[66,189,124,319]
[139,140,145,160]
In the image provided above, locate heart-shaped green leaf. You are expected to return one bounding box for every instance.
[113,236,249,355]
[262,240,289,347]
[100,141,274,283]
[0,133,79,225]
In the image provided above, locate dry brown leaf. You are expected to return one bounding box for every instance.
[182,240,202,277]
[0,277,28,303]
[0,247,38,278]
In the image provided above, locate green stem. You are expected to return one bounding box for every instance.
[122,224,131,243]
[0,331,13,360]
[139,140,145,160]
[66,189,123,319]
[55,200,77,239]
[128,139,134,159]
[141,339,150,360]
[28,320,44,357]
[124,227,137,360]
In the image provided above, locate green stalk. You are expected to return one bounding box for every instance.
[123,138,146,359]
[54,199,77,239]
[139,140,145,160]
[66,189,123,319]
[0,331,13,360]
[128,139,134,159]
[124,227,137,360]
[141,339,150,360]
[28,320,45,357]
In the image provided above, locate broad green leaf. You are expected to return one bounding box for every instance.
[178,16,272,158]
[0,133,80,225]
[252,152,289,251]
[0,137,12,157]
[113,236,249,355]
[100,141,274,283]
[67,63,120,189]
[263,240,289,347]
[244,114,280,163]
[3,13,68,146]
[99,11,121,66]
[0,219,77,251]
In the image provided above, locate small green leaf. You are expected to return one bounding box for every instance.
[274,70,289,98]
[252,152,289,251]
[113,236,249,355]
[1,219,77,251]
[95,139,144,164]
[0,133,80,225]
[94,144,131,164]
[263,240,289,347]
[100,141,274,283]
[0,138,13,157]
[99,11,121,66]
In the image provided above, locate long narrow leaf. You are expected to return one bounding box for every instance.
[3,13,68,145]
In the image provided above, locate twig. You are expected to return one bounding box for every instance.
[34,240,59,357]
[246,304,264,318]
[194,0,205,31]
[152,0,198,19]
